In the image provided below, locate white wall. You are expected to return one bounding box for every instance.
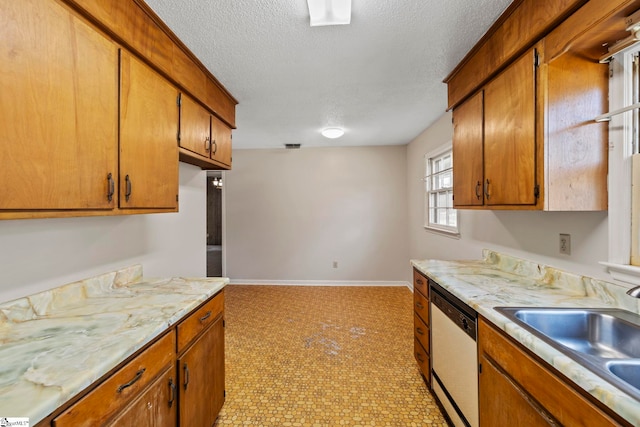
[225,146,409,282]
[407,112,610,282]
[0,162,207,302]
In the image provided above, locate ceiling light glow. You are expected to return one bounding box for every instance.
[307,0,351,27]
[321,128,345,139]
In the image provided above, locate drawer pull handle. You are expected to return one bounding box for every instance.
[125,175,132,202]
[107,173,115,202]
[416,352,425,363]
[168,378,176,408]
[416,279,424,285]
[416,327,425,335]
[199,310,212,322]
[117,368,146,393]
[416,302,424,310]
[183,363,190,390]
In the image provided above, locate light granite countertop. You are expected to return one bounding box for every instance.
[412,250,640,427]
[0,265,228,425]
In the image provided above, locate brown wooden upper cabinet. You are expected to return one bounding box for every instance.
[120,51,179,210]
[0,0,236,219]
[446,0,629,211]
[454,48,539,209]
[0,0,118,212]
[178,94,233,170]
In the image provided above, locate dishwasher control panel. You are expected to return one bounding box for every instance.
[430,281,477,341]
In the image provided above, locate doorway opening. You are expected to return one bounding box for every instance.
[207,172,224,277]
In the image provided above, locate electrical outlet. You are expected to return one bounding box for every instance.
[559,233,571,255]
[333,261,338,269]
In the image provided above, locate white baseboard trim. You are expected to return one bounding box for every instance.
[228,279,412,288]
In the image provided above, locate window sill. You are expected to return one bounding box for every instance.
[424,226,460,239]
[600,262,640,286]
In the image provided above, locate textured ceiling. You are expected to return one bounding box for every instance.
[144,0,512,149]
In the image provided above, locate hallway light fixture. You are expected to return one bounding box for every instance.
[307,0,351,27]
[212,177,223,190]
[321,127,345,139]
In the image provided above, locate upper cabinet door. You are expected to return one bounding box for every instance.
[120,51,179,209]
[0,0,118,210]
[484,49,538,206]
[453,91,484,207]
[211,116,232,168]
[179,94,212,159]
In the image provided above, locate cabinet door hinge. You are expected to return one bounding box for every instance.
[534,184,540,199]
[533,49,540,67]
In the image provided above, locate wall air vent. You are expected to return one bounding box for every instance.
[285,144,301,149]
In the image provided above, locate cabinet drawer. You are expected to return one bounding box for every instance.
[414,313,430,355]
[414,337,430,382]
[54,330,176,427]
[413,269,428,297]
[414,289,429,324]
[177,290,224,353]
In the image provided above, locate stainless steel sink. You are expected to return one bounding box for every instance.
[495,307,640,400]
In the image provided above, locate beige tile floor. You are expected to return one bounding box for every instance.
[215,285,447,427]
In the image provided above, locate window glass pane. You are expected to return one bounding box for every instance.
[438,192,448,208]
[442,154,451,169]
[448,209,457,227]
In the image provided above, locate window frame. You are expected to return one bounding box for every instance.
[423,143,460,237]
[602,44,640,284]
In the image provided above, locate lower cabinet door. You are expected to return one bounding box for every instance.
[479,354,553,427]
[106,366,178,427]
[178,315,225,427]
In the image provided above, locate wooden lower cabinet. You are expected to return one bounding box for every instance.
[53,331,176,427]
[178,314,225,427]
[51,291,225,427]
[105,366,177,427]
[478,317,627,426]
[412,269,431,384]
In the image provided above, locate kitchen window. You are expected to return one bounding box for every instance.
[424,146,459,236]
[603,42,640,283]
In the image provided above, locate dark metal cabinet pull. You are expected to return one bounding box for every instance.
[416,352,425,363]
[199,310,212,323]
[125,175,132,201]
[107,173,115,202]
[416,302,424,310]
[183,363,190,390]
[475,180,482,200]
[168,378,176,407]
[212,139,218,155]
[416,327,425,336]
[117,368,145,393]
[484,179,491,200]
[416,279,424,286]
[205,137,211,152]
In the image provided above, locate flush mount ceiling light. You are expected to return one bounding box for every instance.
[307,0,351,27]
[321,127,345,139]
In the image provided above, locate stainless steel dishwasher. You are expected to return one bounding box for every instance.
[430,281,478,427]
